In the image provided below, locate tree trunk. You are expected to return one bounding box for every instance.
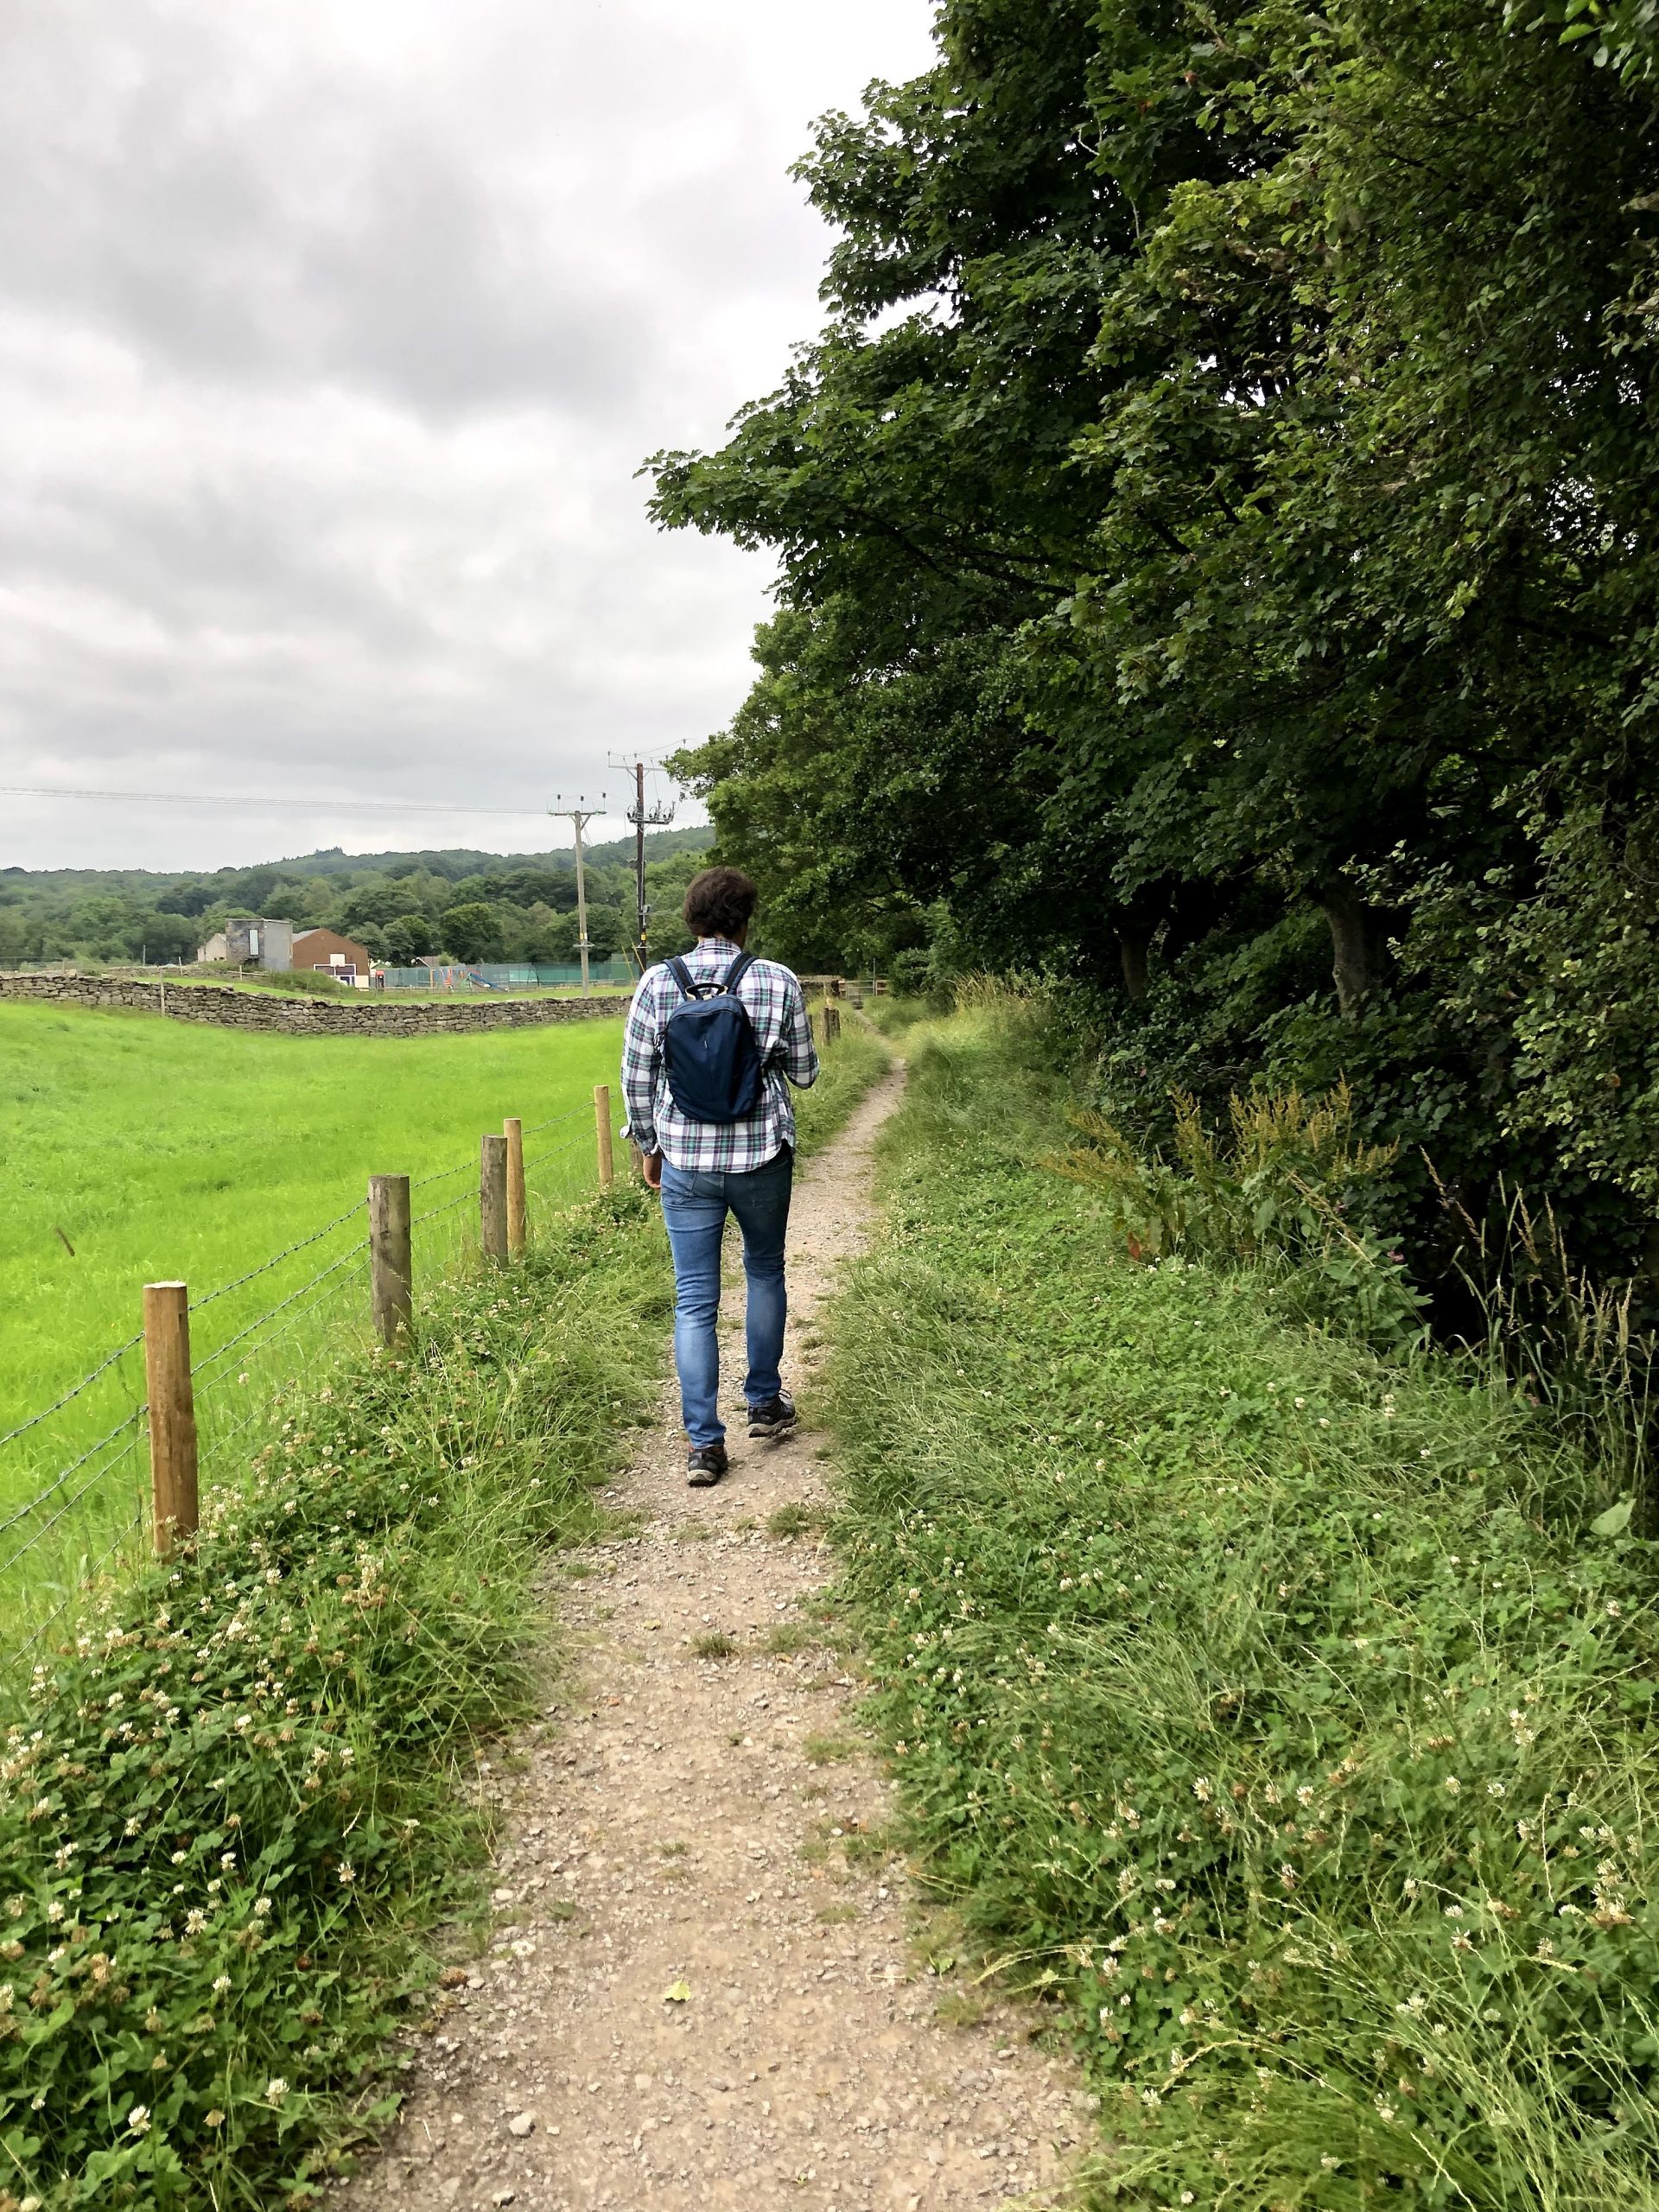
[1318,883,1383,1019]
[1118,931,1150,1004]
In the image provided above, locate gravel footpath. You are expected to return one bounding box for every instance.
[339,1065,1090,2210]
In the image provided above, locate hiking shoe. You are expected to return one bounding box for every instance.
[686,1442,728,1487]
[747,1390,798,1441]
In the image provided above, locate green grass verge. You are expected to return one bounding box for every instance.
[0,1185,671,2209]
[791,1018,889,1154]
[826,1005,1659,2210]
[0,1012,890,2209]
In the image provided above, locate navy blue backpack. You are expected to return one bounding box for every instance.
[662,951,767,1122]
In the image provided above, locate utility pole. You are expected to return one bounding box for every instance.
[609,755,676,973]
[548,797,600,995]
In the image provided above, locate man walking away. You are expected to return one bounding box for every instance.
[621,866,820,1485]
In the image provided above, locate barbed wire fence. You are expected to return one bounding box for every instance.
[0,1087,630,1655]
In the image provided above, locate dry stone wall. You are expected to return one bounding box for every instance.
[0,972,632,1037]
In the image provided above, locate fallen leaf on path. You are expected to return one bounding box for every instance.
[661,1980,691,2004]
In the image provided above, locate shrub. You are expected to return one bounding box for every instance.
[1054,1079,1429,1351]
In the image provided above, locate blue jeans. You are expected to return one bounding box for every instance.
[659,1147,794,1448]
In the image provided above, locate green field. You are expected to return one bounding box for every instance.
[1,1000,626,1468]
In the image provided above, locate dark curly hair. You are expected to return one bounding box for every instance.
[683,865,759,940]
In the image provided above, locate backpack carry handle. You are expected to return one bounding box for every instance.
[666,951,758,1001]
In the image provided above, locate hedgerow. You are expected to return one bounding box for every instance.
[829,1007,1659,2209]
[0,1187,670,2210]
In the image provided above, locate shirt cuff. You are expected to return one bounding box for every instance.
[622,1119,656,1153]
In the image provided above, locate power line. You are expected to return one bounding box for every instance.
[0,783,599,823]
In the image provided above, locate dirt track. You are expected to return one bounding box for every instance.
[340,1065,1090,2211]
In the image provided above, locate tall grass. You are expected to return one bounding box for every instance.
[826,998,1659,2209]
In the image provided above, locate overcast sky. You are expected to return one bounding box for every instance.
[0,0,937,874]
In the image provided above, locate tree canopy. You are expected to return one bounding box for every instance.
[651,0,1659,1286]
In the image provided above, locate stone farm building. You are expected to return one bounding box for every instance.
[195,916,293,969]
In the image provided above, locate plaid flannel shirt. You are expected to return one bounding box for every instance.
[621,937,820,1173]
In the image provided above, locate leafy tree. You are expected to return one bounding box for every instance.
[650,0,1659,1297]
[382,914,432,967]
[440,902,505,963]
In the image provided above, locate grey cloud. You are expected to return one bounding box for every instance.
[0,0,937,872]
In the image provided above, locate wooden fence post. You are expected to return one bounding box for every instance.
[367,1174,412,1345]
[823,1003,841,1044]
[480,1134,509,1262]
[504,1116,527,1256]
[143,1281,198,1558]
[594,1083,615,1192]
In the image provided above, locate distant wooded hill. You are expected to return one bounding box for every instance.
[0,826,714,968]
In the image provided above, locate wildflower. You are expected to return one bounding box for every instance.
[205,2109,226,2127]
[126,2106,151,2135]
[1192,1778,1212,1804]
[1445,1777,1462,1796]
[253,1897,273,1918]
[266,2076,289,2102]
[1141,2088,1161,2108]
[213,1974,232,1994]
[338,1861,355,1886]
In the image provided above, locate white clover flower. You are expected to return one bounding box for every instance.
[253,1897,273,1918]
[213,1974,232,1995]
[126,2106,151,2135]
[266,2077,289,2102]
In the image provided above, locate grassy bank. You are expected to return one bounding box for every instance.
[827,1004,1659,2209]
[0,1016,887,2209]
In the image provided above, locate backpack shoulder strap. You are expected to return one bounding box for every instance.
[720,951,759,995]
[665,957,698,1001]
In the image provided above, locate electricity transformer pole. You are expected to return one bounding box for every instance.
[609,756,675,973]
[548,798,600,996]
